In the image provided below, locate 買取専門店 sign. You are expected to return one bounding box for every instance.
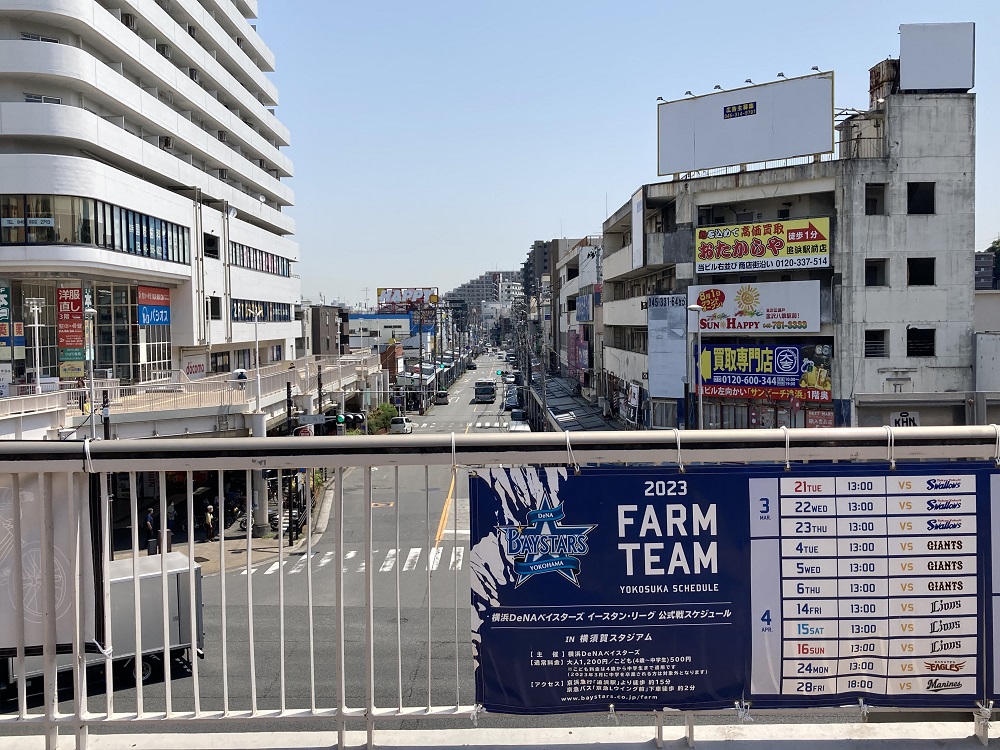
[687,280,821,334]
[696,342,833,403]
[695,217,830,274]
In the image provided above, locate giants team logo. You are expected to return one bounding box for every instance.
[497,494,595,587]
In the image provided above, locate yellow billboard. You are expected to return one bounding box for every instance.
[695,216,831,274]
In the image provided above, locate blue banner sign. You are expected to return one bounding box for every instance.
[471,463,999,714]
[138,304,170,326]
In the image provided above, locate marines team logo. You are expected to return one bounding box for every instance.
[497,493,595,587]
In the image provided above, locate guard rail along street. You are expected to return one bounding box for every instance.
[5,426,1000,749]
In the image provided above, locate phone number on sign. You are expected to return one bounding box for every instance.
[699,257,829,273]
[711,375,799,387]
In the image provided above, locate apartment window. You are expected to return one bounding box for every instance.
[907,257,935,286]
[864,329,888,358]
[24,94,60,104]
[777,208,791,220]
[907,182,935,214]
[865,259,888,287]
[865,183,886,215]
[203,233,220,259]
[21,33,59,43]
[210,352,230,373]
[907,327,935,357]
[207,296,222,320]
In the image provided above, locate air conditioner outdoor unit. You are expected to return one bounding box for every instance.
[187,24,197,38]
[236,36,244,49]
[156,44,171,59]
[188,68,199,83]
[159,136,173,149]
[122,13,136,30]
[217,130,228,142]
[217,168,229,181]
[257,158,266,169]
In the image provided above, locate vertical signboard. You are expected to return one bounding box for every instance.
[56,286,84,379]
[472,462,1000,714]
[0,285,10,362]
[647,295,686,399]
[631,190,644,270]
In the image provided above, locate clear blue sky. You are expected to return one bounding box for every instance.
[257,1,999,308]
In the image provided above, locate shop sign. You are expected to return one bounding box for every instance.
[697,342,833,403]
[695,216,831,273]
[688,281,820,334]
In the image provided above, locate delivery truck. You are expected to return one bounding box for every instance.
[0,551,203,700]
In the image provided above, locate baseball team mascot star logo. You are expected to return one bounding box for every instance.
[497,493,595,587]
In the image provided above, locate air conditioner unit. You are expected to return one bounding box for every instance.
[217,130,228,143]
[156,44,171,59]
[236,36,244,49]
[122,13,136,30]
[217,168,229,181]
[257,158,266,169]
[187,24,197,38]
[159,135,173,149]
[188,67,199,83]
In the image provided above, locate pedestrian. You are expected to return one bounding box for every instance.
[236,370,247,390]
[165,503,176,533]
[75,377,86,413]
[143,507,154,547]
[204,504,215,542]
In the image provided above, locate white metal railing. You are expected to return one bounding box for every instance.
[2,426,1000,749]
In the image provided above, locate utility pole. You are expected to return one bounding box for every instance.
[317,365,324,435]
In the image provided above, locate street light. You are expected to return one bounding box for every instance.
[25,298,44,396]
[687,304,704,430]
[253,306,263,412]
[84,307,98,439]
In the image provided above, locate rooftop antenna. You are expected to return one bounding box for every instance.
[361,287,370,311]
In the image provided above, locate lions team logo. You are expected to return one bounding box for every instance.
[497,493,595,587]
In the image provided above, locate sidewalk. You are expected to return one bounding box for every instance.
[113,480,338,577]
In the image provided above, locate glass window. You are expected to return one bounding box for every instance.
[25,195,55,242]
[94,201,104,247]
[1,195,25,244]
[112,206,123,252]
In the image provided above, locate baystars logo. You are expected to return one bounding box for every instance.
[498,493,595,587]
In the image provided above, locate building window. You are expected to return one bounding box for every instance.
[207,296,222,320]
[777,208,790,220]
[204,233,220,259]
[21,33,59,43]
[210,352,231,373]
[864,329,888,358]
[907,257,935,286]
[865,259,888,287]
[907,327,935,357]
[24,94,60,104]
[865,183,886,215]
[907,182,935,215]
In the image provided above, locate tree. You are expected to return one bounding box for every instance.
[367,402,399,434]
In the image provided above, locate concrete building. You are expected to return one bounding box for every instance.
[306,302,350,357]
[0,0,298,388]
[602,54,975,429]
[555,236,602,400]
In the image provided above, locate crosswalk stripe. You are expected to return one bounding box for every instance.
[290,551,317,574]
[379,548,397,572]
[449,547,464,570]
[263,560,286,575]
[357,550,377,573]
[403,547,421,571]
[318,551,335,567]
[428,546,443,570]
[342,549,357,572]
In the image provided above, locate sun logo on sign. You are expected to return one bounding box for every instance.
[734,285,761,317]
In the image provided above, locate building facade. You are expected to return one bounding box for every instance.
[602,58,975,429]
[0,0,298,386]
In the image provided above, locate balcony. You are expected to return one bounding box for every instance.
[646,228,695,267]
[602,297,646,327]
[2,427,997,749]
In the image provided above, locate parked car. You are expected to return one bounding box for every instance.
[389,416,415,434]
[467,361,478,370]
[434,390,449,405]
[504,393,520,411]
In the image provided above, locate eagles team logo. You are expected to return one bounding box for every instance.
[497,493,595,587]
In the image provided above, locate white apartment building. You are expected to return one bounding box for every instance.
[555,236,602,398]
[0,0,298,386]
[602,50,975,429]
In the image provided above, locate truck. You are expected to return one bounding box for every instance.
[474,379,497,404]
[0,551,203,700]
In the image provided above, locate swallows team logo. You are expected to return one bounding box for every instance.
[497,493,595,587]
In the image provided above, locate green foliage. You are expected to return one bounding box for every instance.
[366,402,399,434]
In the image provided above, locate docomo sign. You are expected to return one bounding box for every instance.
[695,217,831,274]
[688,280,821,333]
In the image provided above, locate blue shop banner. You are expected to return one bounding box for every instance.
[472,463,1000,715]
[138,304,170,326]
[471,467,750,713]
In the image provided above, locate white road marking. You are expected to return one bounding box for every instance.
[403,547,422,571]
[290,551,317,574]
[263,560,287,575]
[379,548,398,572]
[356,550,377,573]
[318,551,335,567]
[449,547,464,570]
[428,546,443,570]
[342,549,357,572]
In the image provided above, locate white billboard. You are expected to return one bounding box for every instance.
[657,73,834,175]
[900,23,975,92]
[647,295,687,400]
[631,190,644,270]
[687,280,821,334]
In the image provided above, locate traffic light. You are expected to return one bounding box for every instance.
[496,370,502,375]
